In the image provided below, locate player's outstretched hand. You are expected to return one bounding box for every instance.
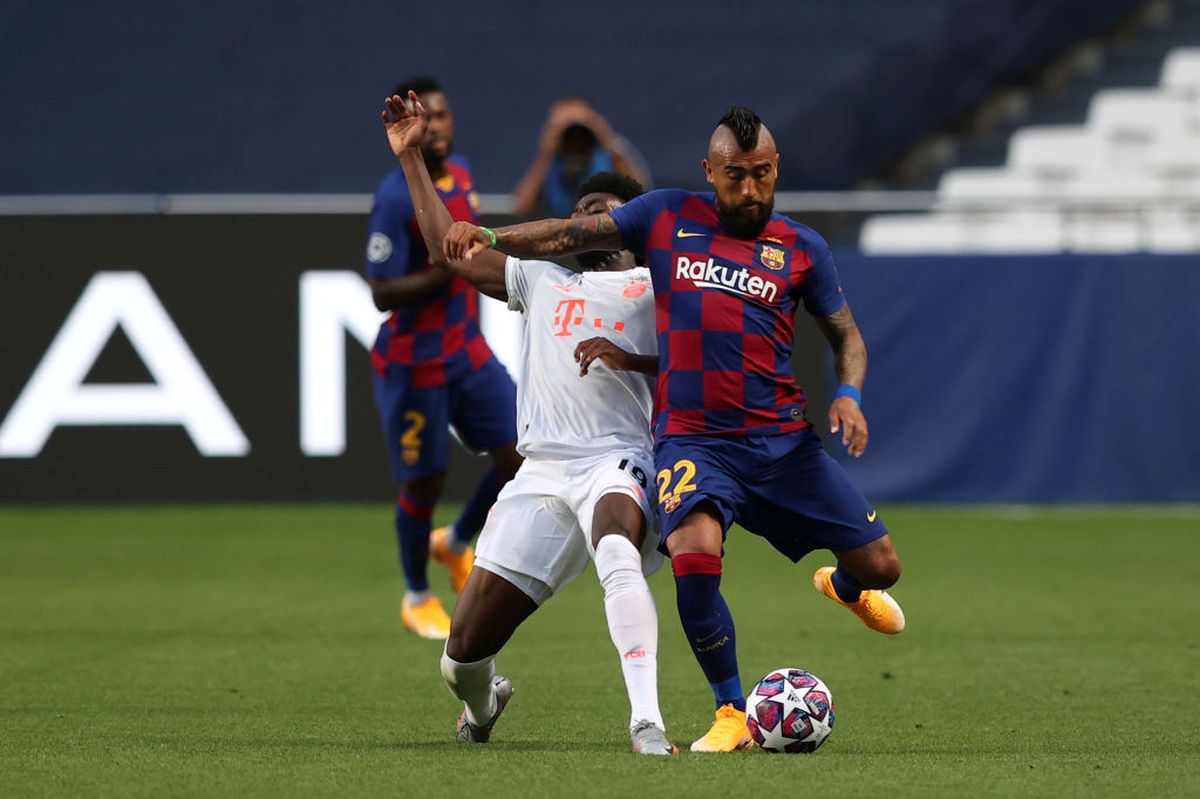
[443,222,493,261]
[574,337,631,376]
[381,90,427,156]
[829,396,868,457]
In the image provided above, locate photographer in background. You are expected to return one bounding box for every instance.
[512,97,651,217]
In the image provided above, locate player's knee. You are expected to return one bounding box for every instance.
[593,534,643,595]
[491,445,523,480]
[664,503,724,558]
[591,525,641,552]
[403,473,445,505]
[445,625,486,663]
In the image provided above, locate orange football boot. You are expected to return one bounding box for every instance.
[430,527,474,594]
[690,704,753,752]
[400,595,451,639]
[813,566,905,634]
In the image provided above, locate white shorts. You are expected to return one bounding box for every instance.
[474,449,663,605]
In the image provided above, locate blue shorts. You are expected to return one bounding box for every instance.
[371,356,517,482]
[653,429,886,561]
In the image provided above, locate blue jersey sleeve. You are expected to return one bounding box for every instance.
[365,176,414,280]
[608,189,675,259]
[801,243,847,318]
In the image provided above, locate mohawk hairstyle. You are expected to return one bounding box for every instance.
[718,105,763,151]
[393,75,441,98]
[578,171,645,204]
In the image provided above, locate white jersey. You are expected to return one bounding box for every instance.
[504,257,656,460]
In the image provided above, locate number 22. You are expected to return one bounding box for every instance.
[656,459,698,505]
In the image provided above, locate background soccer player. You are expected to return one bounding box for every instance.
[381,92,675,755]
[365,76,522,640]
[444,106,905,752]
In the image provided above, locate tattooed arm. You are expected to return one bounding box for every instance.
[813,304,870,457]
[443,213,625,261]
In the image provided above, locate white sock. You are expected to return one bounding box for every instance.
[445,524,469,555]
[405,588,432,606]
[594,534,663,731]
[440,648,496,725]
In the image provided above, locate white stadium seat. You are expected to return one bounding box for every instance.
[1086,89,1196,139]
[1008,127,1106,179]
[1146,132,1200,177]
[859,212,1062,254]
[1161,48,1200,97]
[1146,208,1200,252]
[859,214,968,254]
[1059,174,1171,202]
[961,211,1063,253]
[936,167,1046,204]
[1061,211,1143,253]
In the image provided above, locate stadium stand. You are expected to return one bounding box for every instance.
[862,2,1200,254]
[0,0,1146,196]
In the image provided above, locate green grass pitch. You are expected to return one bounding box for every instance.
[2,505,1198,797]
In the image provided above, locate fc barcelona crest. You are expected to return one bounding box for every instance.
[758,243,787,271]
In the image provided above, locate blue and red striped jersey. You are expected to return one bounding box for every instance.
[609,189,846,438]
[365,155,493,387]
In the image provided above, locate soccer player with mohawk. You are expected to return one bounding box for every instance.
[444,105,905,752]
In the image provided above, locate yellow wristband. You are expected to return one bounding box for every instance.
[478,226,498,248]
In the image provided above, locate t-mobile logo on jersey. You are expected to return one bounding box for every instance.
[674,255,780,303]
[552,298,586,336]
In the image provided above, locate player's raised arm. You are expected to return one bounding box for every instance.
[443,212,625,262]
[814,304,869,457]
[382,92,508,301]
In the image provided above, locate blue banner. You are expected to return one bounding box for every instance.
[831,253,1200,503]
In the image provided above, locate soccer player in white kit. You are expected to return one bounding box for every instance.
[381,93,674,755]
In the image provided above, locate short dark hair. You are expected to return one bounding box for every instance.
[578,171,645,204]
[718,105,763,151]
[393,75,441,98]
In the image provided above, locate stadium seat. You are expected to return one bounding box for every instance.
[936,168,1047,205]
[1161,47,1200,98]
[1146,208,1200,252]
[1086,89,1196,139]
[1146,132,1200,177]
[1008,127,1106,179]
[961,211,1062,253]
[1060,174,1169,202]
[860,211,1063,254]
[1061,210,1143,253]
[859,214,968,254]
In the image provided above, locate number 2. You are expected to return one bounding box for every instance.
[401,410,426,449]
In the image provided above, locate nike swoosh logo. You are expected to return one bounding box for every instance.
[693,627,723,644]
[867,510,877,523]
[676,229,706,238]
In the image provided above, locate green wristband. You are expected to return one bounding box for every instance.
[478,226,498,248]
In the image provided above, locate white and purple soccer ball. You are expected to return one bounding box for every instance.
[746,668,835,753]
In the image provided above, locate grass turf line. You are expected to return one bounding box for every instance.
[1,505,1198,797]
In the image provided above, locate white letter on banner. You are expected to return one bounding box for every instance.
[299,271,523,457]
[299,271,385,456]
[478,294,523,382]
[0,272,249,457]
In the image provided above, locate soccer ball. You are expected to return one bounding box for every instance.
[745,668,835,753]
